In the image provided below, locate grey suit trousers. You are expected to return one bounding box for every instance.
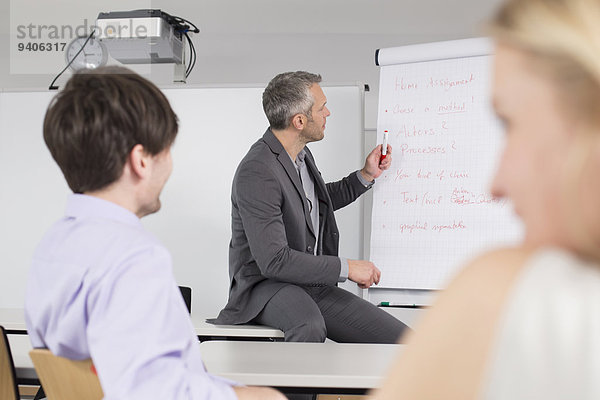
[253,284,408,343]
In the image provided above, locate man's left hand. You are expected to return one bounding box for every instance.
[360,144,392,181]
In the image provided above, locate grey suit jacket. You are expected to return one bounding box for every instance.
[212,129,369,324]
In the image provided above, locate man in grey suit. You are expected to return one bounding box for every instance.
[212,71,408,343]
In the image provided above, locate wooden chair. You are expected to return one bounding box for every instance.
[0,326,18,400]
[28,349,103,400]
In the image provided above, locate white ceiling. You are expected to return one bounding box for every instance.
[158,0,503,36]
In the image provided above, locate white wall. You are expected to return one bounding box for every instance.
[0,86,364,317]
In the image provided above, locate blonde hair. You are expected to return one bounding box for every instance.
[490,0,600,123]
[490,0,600,259]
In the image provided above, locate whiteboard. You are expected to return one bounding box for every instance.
[370,38,523,291]
[0,84,365,317]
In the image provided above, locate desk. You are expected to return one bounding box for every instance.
[191,315,284,341]
[200,340,402,394]
[1,306,421,339]
[7,334,37,384]
[11,337,402,395]
[0,308,27,334]
[0,308,284,340]
[4,307,407,390]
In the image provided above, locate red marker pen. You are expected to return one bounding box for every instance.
[381,130,389,161]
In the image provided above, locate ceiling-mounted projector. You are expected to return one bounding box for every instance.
[96,9,183,64]
[49,9,199,89]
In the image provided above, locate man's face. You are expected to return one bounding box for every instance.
[301,84,331,143]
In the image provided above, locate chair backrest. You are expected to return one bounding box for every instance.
[179,285,192,314]
[0,326,18,400]
[29,349,103,400]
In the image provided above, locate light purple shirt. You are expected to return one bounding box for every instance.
[25,194,237,400]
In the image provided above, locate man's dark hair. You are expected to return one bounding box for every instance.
[262,71,322,130]
[43,66,178,193]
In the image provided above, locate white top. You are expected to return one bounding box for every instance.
[482,248,600,399]
[24,194,237,400]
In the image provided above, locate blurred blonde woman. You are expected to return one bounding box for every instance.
[371,0,600,399]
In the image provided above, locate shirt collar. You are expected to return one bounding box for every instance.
[65,194,142,228]
[296,148,306,164]
[288,148,307,169]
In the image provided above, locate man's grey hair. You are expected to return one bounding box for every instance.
[262,71,322,130]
